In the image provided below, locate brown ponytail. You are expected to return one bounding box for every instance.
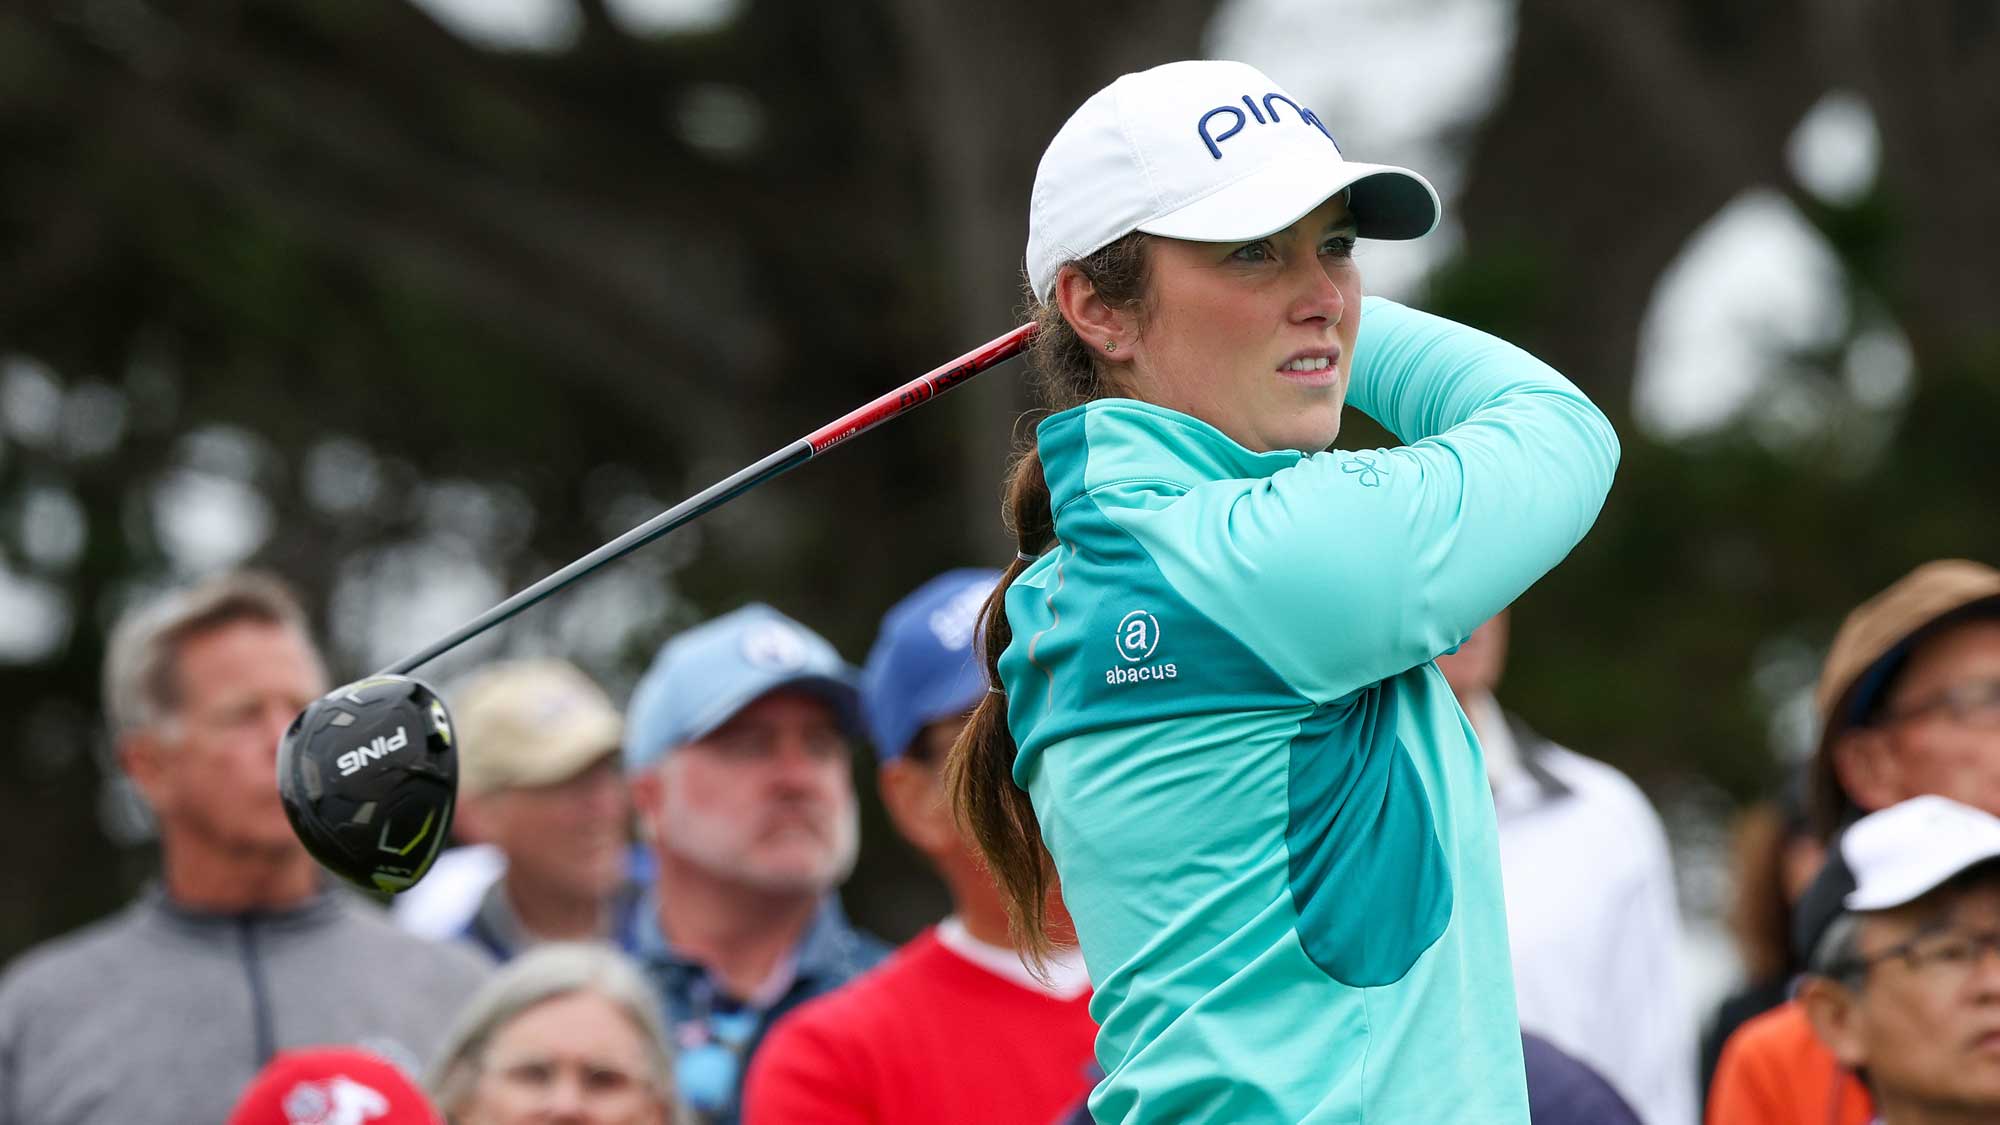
[945,232,1151,965]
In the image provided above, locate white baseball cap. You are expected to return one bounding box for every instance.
[1843,795,2000,911]
[1794,795,2000,965]
[1026,59,1441,303]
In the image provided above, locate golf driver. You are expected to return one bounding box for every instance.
[278,323,1039,893]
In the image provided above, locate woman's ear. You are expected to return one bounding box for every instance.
[1053,265,1136,360]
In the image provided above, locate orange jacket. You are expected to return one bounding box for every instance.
[1705,1000,1873,1125]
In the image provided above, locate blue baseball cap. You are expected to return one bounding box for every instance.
[623,603,860,772]
[860,569,1002,763]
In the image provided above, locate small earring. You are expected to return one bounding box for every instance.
[1104,340,1118,353]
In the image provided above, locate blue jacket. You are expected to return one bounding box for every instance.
[1523,1032,1644,1125]
[629,892,889,1125]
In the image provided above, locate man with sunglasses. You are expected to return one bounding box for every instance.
[1796,795,2000,1125]
[1708,559,2000,1125]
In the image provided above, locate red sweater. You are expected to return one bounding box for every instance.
[743,928,1098,1125]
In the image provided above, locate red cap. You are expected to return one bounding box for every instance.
[227,1048,441,1125]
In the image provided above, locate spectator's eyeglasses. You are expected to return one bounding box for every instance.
[1837,926,2000,985]
[1875,678,2000,730]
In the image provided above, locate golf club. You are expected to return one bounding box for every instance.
[278,322,1039,893]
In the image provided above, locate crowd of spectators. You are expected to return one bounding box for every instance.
[1,557,1995,1123]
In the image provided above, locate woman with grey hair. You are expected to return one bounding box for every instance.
[429,943,684,1124]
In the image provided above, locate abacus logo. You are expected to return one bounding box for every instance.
[1106,609,1177,687]
[1115,610,1160,663]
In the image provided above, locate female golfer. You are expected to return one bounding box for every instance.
[947,60,1618,1123]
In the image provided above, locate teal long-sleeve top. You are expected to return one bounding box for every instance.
[998,296,1620,1124]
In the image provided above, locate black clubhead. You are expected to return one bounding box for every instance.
[277,674,458,895]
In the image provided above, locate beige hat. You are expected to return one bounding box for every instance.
[451,660,624,797]
[1810,559,2000,834]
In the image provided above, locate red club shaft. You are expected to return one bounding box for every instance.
[380,323,1038,676]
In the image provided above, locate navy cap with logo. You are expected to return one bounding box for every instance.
[622,603,860,772]
[860,569,1002,763]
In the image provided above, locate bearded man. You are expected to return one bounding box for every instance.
[622,604,889,1125]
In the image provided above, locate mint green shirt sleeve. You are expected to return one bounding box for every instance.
[1146,296,1619,702]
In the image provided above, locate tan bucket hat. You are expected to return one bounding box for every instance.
[1810,559,2000,834]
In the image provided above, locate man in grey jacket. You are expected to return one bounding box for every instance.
[0,572,491,1124]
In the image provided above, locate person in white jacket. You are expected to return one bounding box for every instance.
[1439,609,1697,1125]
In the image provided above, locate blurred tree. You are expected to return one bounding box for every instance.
[1436,0,2000,816]
[1452,0,1998,395]
[0,0,1215,956]
[0,0,1995,963]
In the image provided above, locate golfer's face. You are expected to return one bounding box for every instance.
[1121,194,1362,454]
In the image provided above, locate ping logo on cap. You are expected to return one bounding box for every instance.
[1196,93,1339,160]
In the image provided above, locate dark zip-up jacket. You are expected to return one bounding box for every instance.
[0,884,490,1124]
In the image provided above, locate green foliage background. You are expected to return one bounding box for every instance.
[1,0,1995,962]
